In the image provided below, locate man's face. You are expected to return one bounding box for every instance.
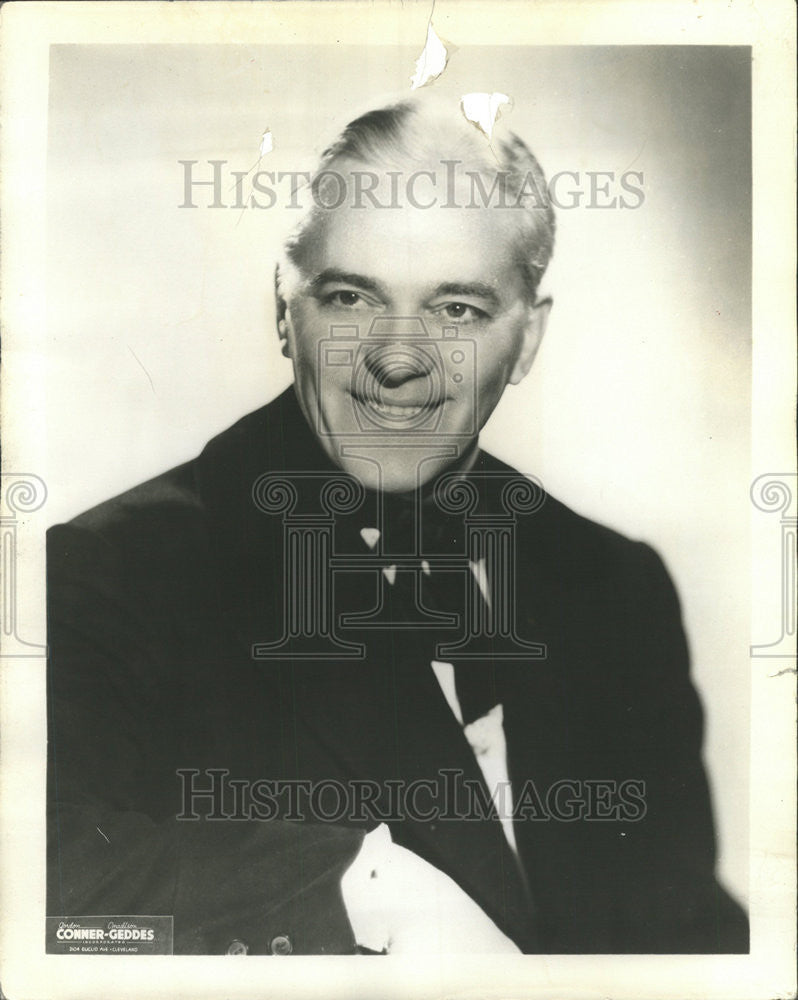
[280,167,550,493]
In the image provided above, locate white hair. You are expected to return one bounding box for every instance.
[278,96,556,303]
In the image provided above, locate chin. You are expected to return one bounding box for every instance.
[327,436,476,496]
[379,469,429,494]
[327,458,429,495]
[379,457,459,495]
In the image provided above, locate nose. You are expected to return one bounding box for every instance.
[362,315,434,387]
[362,344,434,386]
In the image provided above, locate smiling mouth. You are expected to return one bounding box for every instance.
[363,399,428,417]
[353,393,445,419]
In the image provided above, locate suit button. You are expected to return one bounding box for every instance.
[225,939,248,955]
[270,934,293,955]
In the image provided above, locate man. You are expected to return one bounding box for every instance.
[47,97,748,955]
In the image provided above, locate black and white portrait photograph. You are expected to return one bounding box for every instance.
[0,2,794,998]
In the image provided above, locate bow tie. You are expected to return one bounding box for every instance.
[335,483,466,558]
[353,516,499,727]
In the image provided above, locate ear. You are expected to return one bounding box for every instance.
[274,263,292,359]
[508,297,552,385]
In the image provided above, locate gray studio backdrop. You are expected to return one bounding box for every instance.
[46,44,750,904]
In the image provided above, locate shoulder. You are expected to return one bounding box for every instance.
[47,389,295,566]
[477,448,671,594]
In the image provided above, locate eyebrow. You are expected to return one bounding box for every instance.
[431,282,501,308]
[308,269,385,296]
[308,271,502,309]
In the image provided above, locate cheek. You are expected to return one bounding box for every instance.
[475,367,509,419]
[472,329,522,418]
[287,306,324,371]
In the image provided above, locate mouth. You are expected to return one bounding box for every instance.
[362,399,427,418]
[351,391,445,423]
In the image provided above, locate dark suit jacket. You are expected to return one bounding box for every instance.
[47,387,748,955]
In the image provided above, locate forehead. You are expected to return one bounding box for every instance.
[298,170,526,296]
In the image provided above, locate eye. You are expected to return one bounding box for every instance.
[324,290,368,309]
[435,302,489,322]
